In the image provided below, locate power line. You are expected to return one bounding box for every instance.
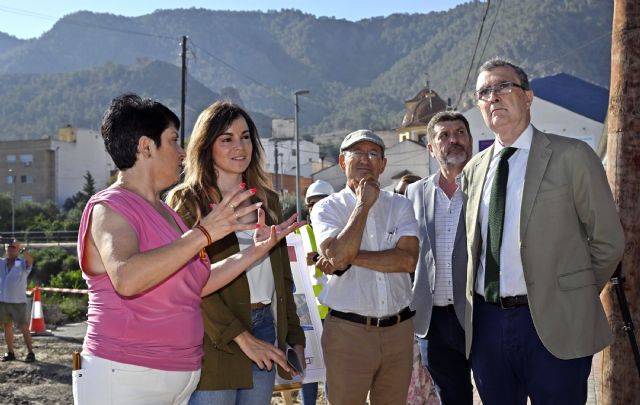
[0,5,177,40]
[536,30,612,67]
[189,40,292,104]
[477,0,503,69]
[454,0,492,110]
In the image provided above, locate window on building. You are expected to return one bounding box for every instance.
[19,154,33,166]
[6,155,16,163]
[20,196,33,203]
[21,175,33,184]
[6,175,14,185]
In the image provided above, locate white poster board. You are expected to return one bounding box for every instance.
[275,233,326,385]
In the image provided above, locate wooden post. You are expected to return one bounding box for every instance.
[602,0,640,403]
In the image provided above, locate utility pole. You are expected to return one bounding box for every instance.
[274,142,279,192]
[8,169,15,237]
[180,35,188,148]
[293,90,309,216]
[602,0,640,403]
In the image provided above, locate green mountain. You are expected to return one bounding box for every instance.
[0,59,273,140]
[0,0,613,138]
[0,32,23,54]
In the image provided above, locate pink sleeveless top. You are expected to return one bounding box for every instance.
[77,187,209,371]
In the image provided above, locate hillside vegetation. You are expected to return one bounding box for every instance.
[0,0,613,139]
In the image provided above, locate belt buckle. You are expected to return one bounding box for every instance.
[376,317,382,327]
[499,297,507,309]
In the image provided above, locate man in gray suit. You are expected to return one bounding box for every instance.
[406,111,473,404]
[462,58,624,404]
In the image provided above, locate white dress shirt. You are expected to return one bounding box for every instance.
[476,124,533,298]
[312,187,419,317]
[433,172,463,306]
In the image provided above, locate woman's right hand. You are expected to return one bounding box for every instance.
[198,184,261,243]
[234,331,291,372]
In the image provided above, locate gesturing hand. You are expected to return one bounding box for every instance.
[253,209,306,253]
[199,184,262,243]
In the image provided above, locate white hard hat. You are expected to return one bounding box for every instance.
[305,180,335,200]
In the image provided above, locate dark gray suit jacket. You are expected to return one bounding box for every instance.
[407,174,467,338]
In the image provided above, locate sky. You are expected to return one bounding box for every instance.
[0,0,468,39]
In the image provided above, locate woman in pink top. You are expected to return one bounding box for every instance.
[73,94,303,405]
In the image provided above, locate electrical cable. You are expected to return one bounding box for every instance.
[454,0,492,110]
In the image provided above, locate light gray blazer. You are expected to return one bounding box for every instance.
[406,174,467,338]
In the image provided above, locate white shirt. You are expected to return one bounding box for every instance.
[0,257,32,304]
[433,172,463,306]
[476,124,533,298]
[312,186,419,317]
[236,230,275,305]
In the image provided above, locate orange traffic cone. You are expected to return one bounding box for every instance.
[29,287,49,335]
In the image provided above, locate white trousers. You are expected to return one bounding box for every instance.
[72,353,201,405]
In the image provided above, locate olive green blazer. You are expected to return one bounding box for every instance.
[177,190,305,390]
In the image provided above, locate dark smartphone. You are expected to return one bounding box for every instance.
[286,346,304,375]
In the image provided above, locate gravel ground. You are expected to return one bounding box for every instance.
[0,324,325,405]
[0,333,80,404]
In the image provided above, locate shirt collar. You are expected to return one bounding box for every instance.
[433,171,462,191]
[492,124,533,157]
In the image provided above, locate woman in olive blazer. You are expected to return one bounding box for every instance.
[167,101,305,405]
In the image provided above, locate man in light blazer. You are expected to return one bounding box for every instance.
[407,111,474,404]
[461,58,624,404]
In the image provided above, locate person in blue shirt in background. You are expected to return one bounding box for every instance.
[0,239,35,363]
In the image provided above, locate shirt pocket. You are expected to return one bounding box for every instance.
[380,229,401,250]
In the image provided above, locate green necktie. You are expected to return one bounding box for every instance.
[484,146,517,303]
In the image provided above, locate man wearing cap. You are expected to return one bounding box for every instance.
[0,239,35,363]
[311,129,419,404]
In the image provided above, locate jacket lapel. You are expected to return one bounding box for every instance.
[423,178,436,262]
[520,128,552,238]
[466,145,494,276]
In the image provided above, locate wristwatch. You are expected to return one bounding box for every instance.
[19,247,26,254]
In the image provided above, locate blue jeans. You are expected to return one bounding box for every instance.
[189,306,276,405]
[301,382,318,405]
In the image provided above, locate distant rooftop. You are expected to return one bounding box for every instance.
[530,73,608,123]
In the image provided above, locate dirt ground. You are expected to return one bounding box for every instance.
[0,333,80,404]
[0,328,325,405]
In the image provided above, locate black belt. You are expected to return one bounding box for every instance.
[476,293,528,309]
[328,307,415,327]
[433,305,456,313]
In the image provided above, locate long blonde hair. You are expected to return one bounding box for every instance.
[166,100,276,223]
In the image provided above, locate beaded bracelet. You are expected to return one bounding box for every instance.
[195,224,212,260]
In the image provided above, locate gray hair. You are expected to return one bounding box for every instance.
[478,58,530,90]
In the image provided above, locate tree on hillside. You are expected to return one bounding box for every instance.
[63,171,95,211]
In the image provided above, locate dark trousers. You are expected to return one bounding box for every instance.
[417,305,473,405]
[471,295,593,405]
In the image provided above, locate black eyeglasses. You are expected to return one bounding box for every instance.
[475,81,525,101]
